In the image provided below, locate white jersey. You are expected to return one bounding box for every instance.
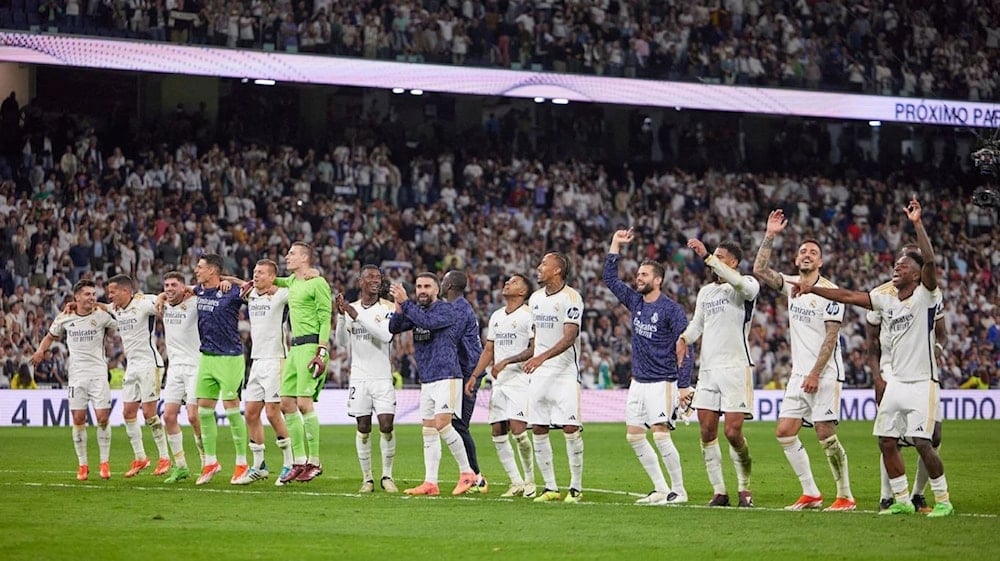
[486,304,533,388]
[866,281,944,380]
[163,295,201,367]
[48,309,117,382]
[781,274,845,380]
[335,298,394,382]
[247,287,289,359]
[681,256,759,370]
[528,284,583,377]
[113,293,164,367]
[869,282,942,383]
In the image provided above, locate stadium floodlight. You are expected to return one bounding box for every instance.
[410,89,424,95]
[533,97,545,103]
[254,79,276,86]
[391,88,405,94]
[869,120,882,127]
[552,98,569,105]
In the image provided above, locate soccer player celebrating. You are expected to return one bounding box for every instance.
[791,197,953,518]
[677,239,759,508]
[107,274,171,478]
[335,265,399,493]
[191,254,250,485]
[32,280,117,481]
[158,272,203,483]
[604,229,692,505]
[273,242,333,484]
[234,259,295,485]
[524,252,585,503]
[388,273,477,496]
[465,273,537,498]
[753,210,856,511]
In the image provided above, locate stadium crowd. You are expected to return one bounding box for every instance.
[1,0,998,100]
[0,91,997,394]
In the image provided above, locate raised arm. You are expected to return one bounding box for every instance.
[753,209,787,291]
[603,229,641,307]
[905,198,937,291]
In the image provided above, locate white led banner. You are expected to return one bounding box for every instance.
[2,31,998,127]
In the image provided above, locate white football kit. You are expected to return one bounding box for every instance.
[114,294,165,403]
[48,309,117,410]
[245,287,290,403]
[528,285,584,427]
[336,298,396,417]
[485,304,533,424]
[162,295,201,405]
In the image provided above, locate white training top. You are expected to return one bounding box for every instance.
[780,274,845,380]
[486,304,533,388]
[48,309,117,382]
[529,284,583,377]
[869,282,943,383]
[113,293,164,367]
[336,298,394,382]
[163,295,201,367]
[247,287,290,359]
[681,254,760,370]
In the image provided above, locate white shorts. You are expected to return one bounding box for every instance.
[244,358,284,403]
[691,366,754,418]
[162,363,199,405]
[122,362,163,403]
[488,382,529,425]
[527,374,582,427]
[779,374,842,424]
[419,378,462,420]
[873,380,939,442]
[68,378,111,411]
[348,378,397,417]
[626,380,677,429]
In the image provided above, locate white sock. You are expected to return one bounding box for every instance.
[821,435,853,499]
[654,431,685,494]
[249,442,265,470]
[356,431,373,481]
[276,437,293,468]
[493,434,525,485]
[125,419,147,460]
[629,433,668,493]
[72,425,88,466]
[533,433,558,490]
[779,435,820,496]
[729,438,752,492]
[929,474,950,504]
[422,426,441,484]
[97,424,111,463]
[512,431,534,485]
[380,431,396,479]
[890,474,910,503]
[146,415,169,459]
[565,431,584,492]
[167,432,187,469]
[879,453,892,500]
[701,440,726,495]
[439,425,472,473]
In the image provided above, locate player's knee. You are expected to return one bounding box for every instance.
[626,432,645,444]
[356,418,373,434]
[723,426,743,445]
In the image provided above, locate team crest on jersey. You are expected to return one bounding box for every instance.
[90,319,97,326]
[651,312,659,324]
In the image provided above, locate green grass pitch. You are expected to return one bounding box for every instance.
[2,421,998,560]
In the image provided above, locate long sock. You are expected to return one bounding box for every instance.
[167,432,188,469]
[565,431,584,492]
[929,474,950,504]
[422,426,441,484]
[285,412,306,464]
[913,444,937,497]
[381,431,396,479]
[146,415,169,459]
[440,425,472,473]
[493,434,525,485]
[97,424,111,463]
[513,431,534,484]
[821,434,853,499]
[194,435,205,467]
[198,406,218,464]
[534,433,558,490]
[730,437,752,492]
[654,431,685,494]
[701,439,726,495]
[779,435,820,496]
[629,433,668,493]
[302,411,320,465]
[225,407,248,466]
[276,437,293,467]
[357,431,373,481]
[890,474,911,504]
[125,419,147,460]
[249,442,265,469]
[72,425,88,466]
[879,453,892,500]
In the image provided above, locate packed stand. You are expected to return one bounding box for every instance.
[1,0,997,100]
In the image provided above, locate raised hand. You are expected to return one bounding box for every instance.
[687,239,708,258]
[765,209,787,237]
[904,197,922,223]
